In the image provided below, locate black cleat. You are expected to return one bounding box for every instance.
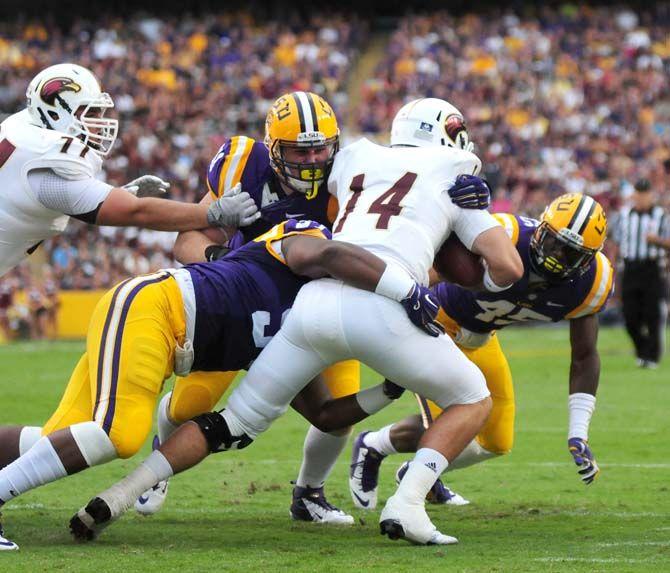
[380,519,405,540]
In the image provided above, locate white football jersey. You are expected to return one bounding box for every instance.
[328,138,499,284]
[0,110,105,277]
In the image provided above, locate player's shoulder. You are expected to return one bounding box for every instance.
[252,219,332,266]
[207,136,269,198]
[565,251,614,319]
[425,146,482,176]
[492,213,539,245]
[2,111,101,180]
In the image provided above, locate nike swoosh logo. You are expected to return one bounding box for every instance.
[352,491,370,507]
[286,213,306,218]
[546,302,564,307]
[137,495,149,505]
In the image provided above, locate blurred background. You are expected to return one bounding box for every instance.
[1,1,669,341]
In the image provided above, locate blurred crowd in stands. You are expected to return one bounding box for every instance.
[1,5,669,338]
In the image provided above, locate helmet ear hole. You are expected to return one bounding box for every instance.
[48,111,59,121]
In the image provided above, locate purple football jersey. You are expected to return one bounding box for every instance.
[184,220,331,371]
[433,215,614,332]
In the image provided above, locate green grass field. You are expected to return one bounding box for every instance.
[0,327,668,572]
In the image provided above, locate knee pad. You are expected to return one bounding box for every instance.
[191,411,253,453]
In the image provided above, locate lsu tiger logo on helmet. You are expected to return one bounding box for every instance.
[530,193,607,281]
[265,91,339,199]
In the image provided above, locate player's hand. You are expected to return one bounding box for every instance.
[123,175,170,198]
[204,245,232,262]
[207,183,261,228]
[448,174,491,210]
[401,284,445,337]
[568,437,600,485]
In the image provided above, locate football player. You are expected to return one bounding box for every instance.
[0,219,434,550]
[138,92,492,524]
[0,62,254,282]
[70,98,524,547]
[349,194,613,510]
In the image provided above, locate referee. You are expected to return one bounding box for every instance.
[613,179,669,368]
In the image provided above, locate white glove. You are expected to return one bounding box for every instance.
[123,175,170,198]
[207,183,261,228]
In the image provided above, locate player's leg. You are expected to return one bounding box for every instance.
[135,370,238,515]
[0,274,181,537]
[0,426,42,470]
[640,273,665,366]
[291,360,359,525]
[621,272,646,364]
[332,286,489,544]
[71,321,332,541]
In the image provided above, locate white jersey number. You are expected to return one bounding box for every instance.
[474,299,552,326]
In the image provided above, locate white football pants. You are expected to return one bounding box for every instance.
[227,279,489,438]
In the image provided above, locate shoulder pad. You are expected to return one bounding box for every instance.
[565,252,615,319]
[207,136,264,198]
[37,136,102,180]
[254,219,331,265]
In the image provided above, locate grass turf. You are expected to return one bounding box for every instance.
[0,327,668,572]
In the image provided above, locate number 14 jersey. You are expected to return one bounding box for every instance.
[327,138,498,285]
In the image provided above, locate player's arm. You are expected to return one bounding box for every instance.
[471,226,524,290]
[281,234,444,336]
[291,376,405,433]
[173,193,232,264]
[567,314,601,485]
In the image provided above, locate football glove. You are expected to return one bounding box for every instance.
[123,175,170,198]
[401,284,445,337]
[568,437,600,485]
[448,174,491,210]
[207,182,261,228]
[204,245,231,262]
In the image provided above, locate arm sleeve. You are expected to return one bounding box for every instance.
[28,168,113,219]
[451,208,501,250]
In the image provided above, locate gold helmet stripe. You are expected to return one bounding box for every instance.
[567,195,596,235]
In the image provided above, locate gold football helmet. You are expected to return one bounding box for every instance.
[530,193,607,281]
[265,91,339,199]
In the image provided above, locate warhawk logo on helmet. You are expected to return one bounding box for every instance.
[39,78,81,106]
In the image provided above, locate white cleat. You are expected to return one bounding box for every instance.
[349,431,386,510]
[0,528,18,551]
[379,494,458,546]
[134,480,169,516]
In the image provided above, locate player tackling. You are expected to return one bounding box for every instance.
[70,98,523,546]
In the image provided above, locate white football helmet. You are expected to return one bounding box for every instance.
[26,63,118,156]
[390,97,473,151]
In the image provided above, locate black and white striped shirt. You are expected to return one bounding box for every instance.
[614,206,669,263]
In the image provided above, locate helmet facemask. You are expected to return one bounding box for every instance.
[530,222,597,282]
[269,134,338,199]
[69,94,118,156]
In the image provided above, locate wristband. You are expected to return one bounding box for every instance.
[375,265,415,302]
[482,261,513,292]
[205,244,230,262]
[356,384,397,415]
[568,392,596,440]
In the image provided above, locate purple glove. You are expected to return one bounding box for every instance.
[448,174,491,210]
[568,437,600,485]
[401,284,445,337]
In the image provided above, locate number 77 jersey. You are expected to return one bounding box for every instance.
[327,138,498,284]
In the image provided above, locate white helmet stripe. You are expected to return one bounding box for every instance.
[295,91,315,133]
[569,195,596,235]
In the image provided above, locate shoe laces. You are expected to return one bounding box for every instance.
[352,447,385,492]
[295,486,339,512]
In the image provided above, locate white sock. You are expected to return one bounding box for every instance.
[19,426,43,455]
[296,426,350,489]
[0,437,66,504]
[394,447,448,504]
[99,450,174,518]
[448,439,498,471]
[69,422,117,466]
[158,392,179,444]
[363,425,397,457]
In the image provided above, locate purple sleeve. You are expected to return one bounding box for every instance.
[206,139,232,196]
